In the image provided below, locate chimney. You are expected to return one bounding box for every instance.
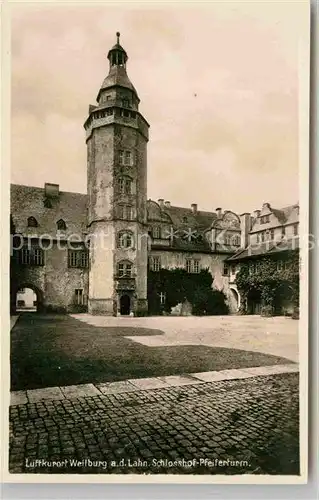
[262,202,271,210]
[158,198,164,208]
[164,201,171,208]
[253,209,261,218]
[240,213,251,249]
[44,183,59,198]
[215,207,222,218]
[191,203,197,214]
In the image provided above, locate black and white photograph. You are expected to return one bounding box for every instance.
[3,0,310,482]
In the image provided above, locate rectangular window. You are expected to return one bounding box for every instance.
[152,226,161,239]
[223,263,229,276]
[68,250,89,269]
[159,292,166,305]
[119,150,124,165]
[118,263,132,277]
[21,248,31,265]
[293,224,298,236]
[33,248,44,266]
[125,151,132,166]
[186,259,192,273]
[20,247,44,266]
[231,264,236,274]
[75,289,84,305]
[282,226,286,237]
[277,261,283,271]
[193,260,200,273]
[152,256,161,272]
[270,229,274,240]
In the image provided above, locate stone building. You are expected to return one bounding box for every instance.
[10,34,299,316]
[226,203,299,315]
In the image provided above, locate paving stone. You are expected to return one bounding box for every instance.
[11,391,28,406]
[27,387,65,403]
[190,370,242,382]
[60,384,101,398]
[128,377,171,390]
[159,375,203,387]
[96,380,138,394]
[241,364,298,377]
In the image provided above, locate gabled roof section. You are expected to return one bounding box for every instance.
[11,184,88,239]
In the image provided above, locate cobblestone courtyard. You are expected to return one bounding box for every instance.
[9,373,299,475]
[9,314,300,476]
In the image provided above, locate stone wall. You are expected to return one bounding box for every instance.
[11,241,89,313]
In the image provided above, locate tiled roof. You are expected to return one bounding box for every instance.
[11,184,88,239]
[161,205,217,230]
[227,237,299,261]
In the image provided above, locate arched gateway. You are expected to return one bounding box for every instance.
[12,283,44,313]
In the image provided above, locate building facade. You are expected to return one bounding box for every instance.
[10,34,299,316]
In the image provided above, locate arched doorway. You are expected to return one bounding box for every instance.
[13,284,43,313]
[230,288,240,312]
[120,294,131,315]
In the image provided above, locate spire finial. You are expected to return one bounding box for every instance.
[116,32,120,44]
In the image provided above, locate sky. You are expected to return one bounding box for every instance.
[10,2,308,214]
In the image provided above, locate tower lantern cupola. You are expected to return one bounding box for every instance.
[107,32,128,68]
[95,31,139,103]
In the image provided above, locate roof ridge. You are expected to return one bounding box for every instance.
[11,184,87,197]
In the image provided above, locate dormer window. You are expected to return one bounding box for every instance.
[152,226,161,239]
[57,219,67,231]
[260,215,270,224]
[27,216,38,228]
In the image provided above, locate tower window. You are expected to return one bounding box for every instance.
[119,150,133,166]
[27,216,38,228]
[117,231,134,249]
[118,176,132,195]
[57,219,67,231]
[122,99,129,108]
[117,260,133,277]
[118,205,133,220]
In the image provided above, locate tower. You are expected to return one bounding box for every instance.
[84,33,149,316]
